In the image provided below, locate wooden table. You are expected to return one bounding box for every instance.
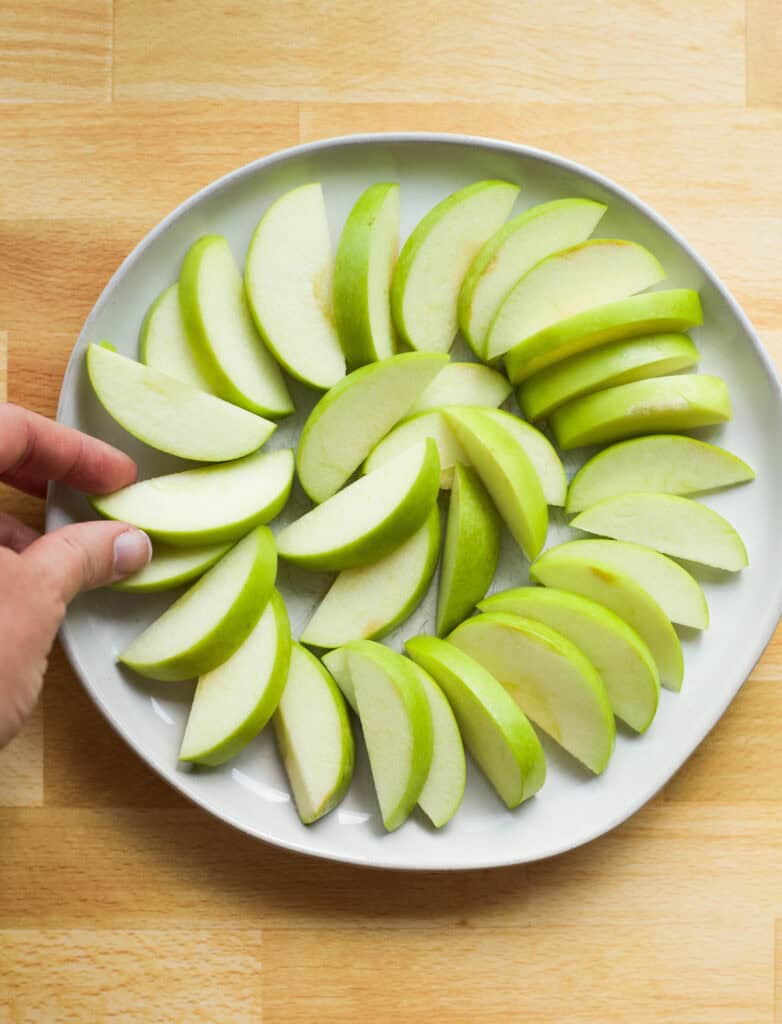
[2,2,781,1020]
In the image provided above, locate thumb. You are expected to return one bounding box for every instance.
[23,521,152,604]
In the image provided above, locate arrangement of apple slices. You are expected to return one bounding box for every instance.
[83,175,756,835]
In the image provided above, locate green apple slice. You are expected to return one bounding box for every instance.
[348,642,433,831]
[444,407,547,560]
[448,612,615,774]
[567,436,755,513]
[478,588,659,734]
[333,182,399,369]
[486,239,665,362]
[571,492,748,572]
[92,448,294,546]
[278,439,439,571]
[244,183,346,390]
[274,644,355,824]
[179,235,293,417]
[139,283,214,393]
[405,635,545,807]
[299,507,440,648]
[437,464,501,636]
[505,288,703,385]
[363,410,468,489]
[110,541,231,593]
[321,647,356,712]
[550,374,732,449]
[479,408,567,507]
[86,343,275,462]
[391,180,519,352]
[458,197,607,356]
[518,332,700,421]
[406,362,512,416]
[530,545,684,690]
[179,589,291,765]
[120,526,277,682]
[297,351,447,503]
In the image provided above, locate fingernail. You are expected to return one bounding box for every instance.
[113,528,152,576]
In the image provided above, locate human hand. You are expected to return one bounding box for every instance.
[0,403,152,747]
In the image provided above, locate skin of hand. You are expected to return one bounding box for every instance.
[0,403,152,748]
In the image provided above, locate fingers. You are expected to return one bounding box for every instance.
[0,512,40,553]
[22,521,152,604]
[0,404,138,497]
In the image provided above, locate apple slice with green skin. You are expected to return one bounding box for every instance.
[437,464,501,636]
[278,439,439,572]
[405,635,545,807]
[406,362,512,416]
[297,351,447,503]
[518,332,700,421]
[505,288,703,385]
[120,526,277,682]
[300,507,440,648]
[486,239,665,363]
[179,590,291,766]
[550,374,731,450]
[530,545,684,690]
[391,180,519,353]
[458,198,607,357]
[179,235,293,417]
[87,343,275,462]
[448,612,615,774]
[444,407,547,560]
[479,408,566,507]
[567,436,755,513]
[333,182,399,369]
[92,448,294,546]
[348,642,433,832]
[571,492,748,572]
[139,283,214,393]
[363,410,468,489]
[274,644,355,825]
[478,588,659,734]
[244,183,346,390]
[110,541,231,593]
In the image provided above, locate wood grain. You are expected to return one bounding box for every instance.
[747,0,782,105]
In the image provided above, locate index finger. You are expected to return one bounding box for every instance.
[0,404,138,498]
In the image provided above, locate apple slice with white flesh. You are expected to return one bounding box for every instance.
[348,642,433,832]
[92,448,294,545]
[478,588,659,734]
[530,544,684,690]
[244,183,346,390]
[179,590,291,765]
[139,283,214,393]
[518,332,700,421]
[479,408,567,507]
[297,351,447,503]
[458,197,607,356]
[449,612,615,774]
[111,541,231,593]
[486,239,665,363]
[299,507,440,648]
[406,362,512,416]
[550,374,731,450]
[405,635,545,807]
[444,407,547,560]
[546,539,708,630]
[567,436,755,513]
[321,647,356,712]
[505,288,703,385]
[278,439,439,571]
[87,343,275,462]
[333,182,399,369]
[179,235,293,417]
[391,180,519,352]
[120,526,277,682]
[363,410,468,489]
[571,493,748,572]
[274,644,355,824]
[437,464,501,636]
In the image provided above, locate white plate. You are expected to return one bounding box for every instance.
[48,134,782,870]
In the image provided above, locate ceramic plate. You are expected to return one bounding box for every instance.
[48,134,782,870]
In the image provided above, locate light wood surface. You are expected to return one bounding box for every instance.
[1,2,781,1020]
